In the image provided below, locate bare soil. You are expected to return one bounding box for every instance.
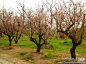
[0,46,85,64]
[0,46,61,64]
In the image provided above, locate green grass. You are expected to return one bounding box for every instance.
[0,40,9,46]
[49,38,72,52]
[42,53,58,59]
[0,36,86,57]
[19,52,28,56]
[22,57,33,61]
[13,38,37,49]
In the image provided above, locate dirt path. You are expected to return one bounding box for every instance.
[0,55,13,64]
[0,47,33,64]
[0,59,13,64]
[0,54,25,64]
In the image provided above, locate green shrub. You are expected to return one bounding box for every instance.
[19,52,28,56]
[42,53,58,59]
[22,57,33,61]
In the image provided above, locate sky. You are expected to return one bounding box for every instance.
[0,0,58,10]
[0,0,85,11]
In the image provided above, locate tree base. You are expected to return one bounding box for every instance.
[3,46,13,50]
[41,44,51,49]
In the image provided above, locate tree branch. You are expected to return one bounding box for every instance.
[66,22,75,32]
[30,37,38,45]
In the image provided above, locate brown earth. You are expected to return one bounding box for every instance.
[0,46,86,64]
[0,46,60,64]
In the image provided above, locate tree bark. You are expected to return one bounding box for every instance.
[15,40,18,44]
[36,44,41,53]
[70,43,77,59]
[0,33,2,37]
[8,36,12,46]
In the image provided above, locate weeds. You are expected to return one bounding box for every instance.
[22,57,33,62]
[19,52,28,56]
[42,53,58,59]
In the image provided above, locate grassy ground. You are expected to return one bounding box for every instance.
[0,35,86,64]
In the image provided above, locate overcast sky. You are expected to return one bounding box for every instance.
[0,0,85,10]
[0,0,58,9]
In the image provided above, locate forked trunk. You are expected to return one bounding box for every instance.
[15,40,18,44]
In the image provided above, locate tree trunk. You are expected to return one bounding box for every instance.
[0,33,2,37]
[70,43,77,59]
[45,39,48,44]
[36,45,41,53]
[8,36,12,46]
[15,40,18,44]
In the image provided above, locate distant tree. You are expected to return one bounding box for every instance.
[43,0,57,28]
[0,9,15,46]
[13,16,24,44]
[13,1,26,44]
[0,23,2,37]
[26,5,51,53]
[58,32,67,39]
[0,10,2,37]
[17,1,26,22]
[54,0,86,59]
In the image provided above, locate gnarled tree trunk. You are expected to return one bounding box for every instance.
[70,44,77,59]
[8,36,12,46]
[36,44,42,53]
